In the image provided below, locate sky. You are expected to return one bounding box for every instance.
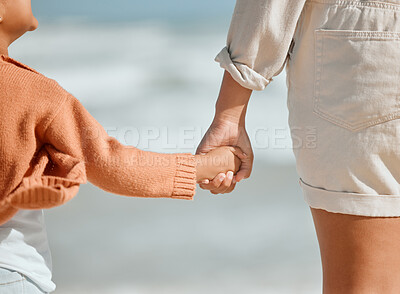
[32,0,236,23]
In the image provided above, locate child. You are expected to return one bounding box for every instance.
[0,0,244,293]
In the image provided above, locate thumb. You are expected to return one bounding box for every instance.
[234,157,253,182]
[196,143,214,155]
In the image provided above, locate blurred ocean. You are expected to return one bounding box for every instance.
[8,1,322,293]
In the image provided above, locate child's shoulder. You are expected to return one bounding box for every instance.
[0,54,71,103]
[0,54,64,91]
[0,54,41,75]
[0,55,75,128]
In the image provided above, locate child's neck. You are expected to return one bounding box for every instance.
[0,39,9,56]
[0,48,8,56]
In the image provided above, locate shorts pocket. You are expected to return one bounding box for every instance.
[313,29,400,131]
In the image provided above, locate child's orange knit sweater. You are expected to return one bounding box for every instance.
[0,55,197,225]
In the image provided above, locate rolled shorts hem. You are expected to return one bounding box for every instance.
[299,177,400,217]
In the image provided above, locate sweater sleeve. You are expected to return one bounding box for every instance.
[215,0,306,91]
[41,92,197,200]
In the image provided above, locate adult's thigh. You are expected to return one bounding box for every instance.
[310,207,400,294]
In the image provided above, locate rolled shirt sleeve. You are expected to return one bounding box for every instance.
[215,0,307,91]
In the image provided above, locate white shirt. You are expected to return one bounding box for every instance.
[214,0,307,91]
[0,209,55,293]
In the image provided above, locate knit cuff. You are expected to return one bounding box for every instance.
[8,175,85,209]
[172,154,197,200]
[215,46,272,91]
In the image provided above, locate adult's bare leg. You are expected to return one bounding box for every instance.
[310,207,400,294]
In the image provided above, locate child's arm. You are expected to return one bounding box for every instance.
[39,92,242,200]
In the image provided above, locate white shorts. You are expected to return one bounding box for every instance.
[287,0,400,216]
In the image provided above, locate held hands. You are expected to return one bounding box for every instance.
[195,119,254,194]
[194,146,246,189]
[196,70,255,195]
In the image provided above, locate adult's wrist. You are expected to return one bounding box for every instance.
[213,107,246,127]
[213,71,252,126]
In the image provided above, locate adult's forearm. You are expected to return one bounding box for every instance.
[214,71,253,126]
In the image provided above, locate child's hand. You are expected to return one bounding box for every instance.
[194,146,244,183]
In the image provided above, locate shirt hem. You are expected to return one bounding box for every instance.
[0,263,55,293]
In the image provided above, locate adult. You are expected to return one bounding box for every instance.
[197,0,400,292]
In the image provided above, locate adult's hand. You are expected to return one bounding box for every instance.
[196,71,254,195]
[196,118,254,194]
